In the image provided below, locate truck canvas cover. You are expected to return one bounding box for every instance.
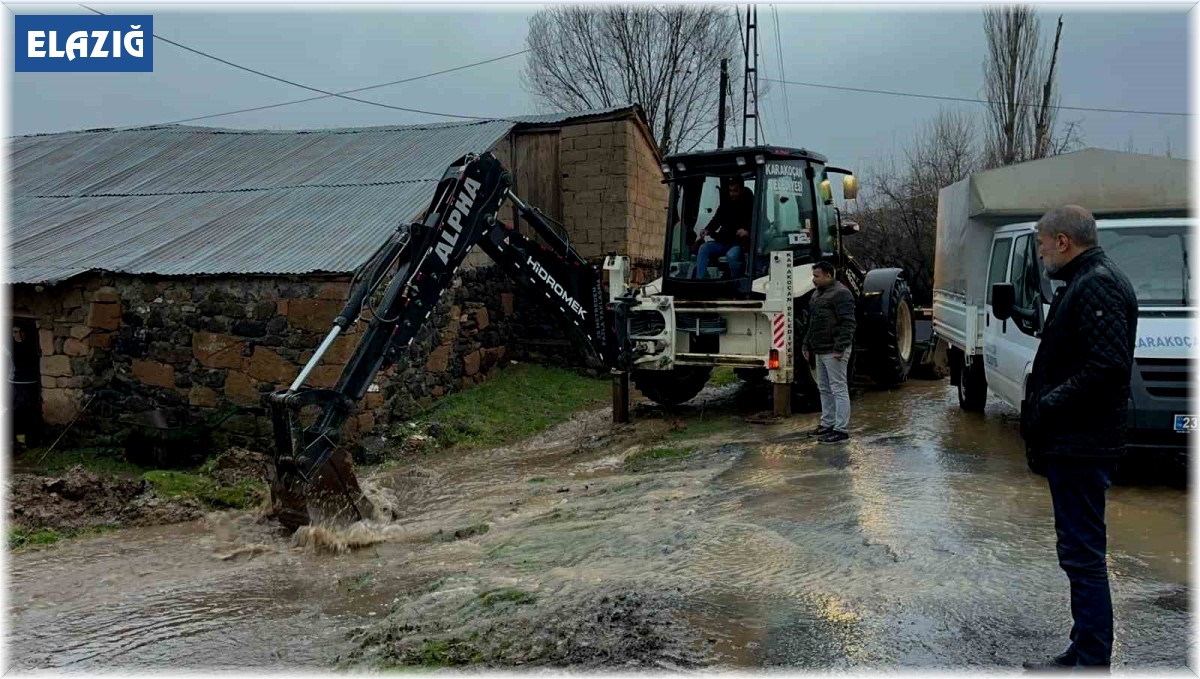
[934,147,1190,306]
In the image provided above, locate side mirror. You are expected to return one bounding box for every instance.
[842,175,859,201]
[819,179,833,204]
[992,282,1015,321]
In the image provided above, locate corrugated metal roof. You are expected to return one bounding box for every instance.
[508,104,640,126]
[7,106,644,285]
[8,118,516,284]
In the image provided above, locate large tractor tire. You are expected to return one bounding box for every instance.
[631,366,712,406]
[862,271,916,386]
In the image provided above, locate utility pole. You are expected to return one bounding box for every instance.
[718,58,729,148]
[1034,14,1064,159]
[741,5,761,146]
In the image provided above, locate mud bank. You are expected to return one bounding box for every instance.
[7,447,272,538]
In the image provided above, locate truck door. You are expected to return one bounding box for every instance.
[992,233,1044,408]
[982,235,1013,403]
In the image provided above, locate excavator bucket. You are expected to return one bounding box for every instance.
[268,446,374,532]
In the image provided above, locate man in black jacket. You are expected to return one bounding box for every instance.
[693,177,754,279]
[802,261,857,444]
[1021,205,1138,672]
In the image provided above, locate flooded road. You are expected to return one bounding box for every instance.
[7,379,1190,672]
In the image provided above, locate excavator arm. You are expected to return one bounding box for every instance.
[267,152,631,531]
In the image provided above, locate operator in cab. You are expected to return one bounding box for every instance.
[692,176,754,279]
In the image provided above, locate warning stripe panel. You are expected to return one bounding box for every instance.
[772,313,786,349]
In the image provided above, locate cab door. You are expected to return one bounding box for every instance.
[982,235,1015,404]
[992,232,1044,407]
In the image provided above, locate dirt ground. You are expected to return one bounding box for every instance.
[7,447,272,533]
[6,381,1190,672]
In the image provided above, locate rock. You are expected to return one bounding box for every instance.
[245,346,299,384]
[86,302,122,330]
[463,350,481,377]
[426,345,451,373]
[192,332,245,369]
[224,371,262,407]
[132,359,175,389]
[41,355,72,377]
[93,286,120,303]
[189,385,219,408]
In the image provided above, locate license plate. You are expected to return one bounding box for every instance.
[1174,415,1197,433]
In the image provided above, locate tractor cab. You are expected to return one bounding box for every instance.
[659,146,859,299]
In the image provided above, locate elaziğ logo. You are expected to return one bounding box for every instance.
[16,14,153,72]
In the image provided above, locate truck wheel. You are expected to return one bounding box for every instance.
[957,359,987,412]
[631,366,712,406]
[867,275,916,386]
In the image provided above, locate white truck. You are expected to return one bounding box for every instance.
[931,148,1192,472]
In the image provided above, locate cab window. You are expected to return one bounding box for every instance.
[987,237,1013,305]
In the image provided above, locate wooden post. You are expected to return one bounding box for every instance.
[773,382,791,417]
[612,370,630,423]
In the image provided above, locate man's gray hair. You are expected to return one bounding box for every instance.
[1036,205,1098,247]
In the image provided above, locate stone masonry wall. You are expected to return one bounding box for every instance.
[11,268,516,452]
[558,118,666,280]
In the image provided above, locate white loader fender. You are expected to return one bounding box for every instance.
[753,262,815,300]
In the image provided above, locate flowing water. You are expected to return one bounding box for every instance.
[6,380,1191,672]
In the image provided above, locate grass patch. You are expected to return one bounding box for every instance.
[17,447,144,476]
[710,366,739,387]
[665,417,733,441]
[9,524,118,551]
[623,446,695,472]
[142,471,264,510]
[345,574,375,593]
[479,587,537,609]
[408,364,609,450]
[415,639,484,667]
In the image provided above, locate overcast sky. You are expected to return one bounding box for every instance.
[4,2,1192,176]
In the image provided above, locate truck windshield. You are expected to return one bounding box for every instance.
[758,160,829,264]
[1098,226,1191,306]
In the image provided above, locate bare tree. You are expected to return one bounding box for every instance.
[981,6,1081,168]
[522,5,745,155]
[851,109,982,304]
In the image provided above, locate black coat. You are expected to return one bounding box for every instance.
[1022,247,1139,458]
[707,188,754,248]
[803,281,857,354]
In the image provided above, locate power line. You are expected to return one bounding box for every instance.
[770,5,792,145]
[760,5,781,145]
[138,50,531,127]
[762,76,1189,117]
[79,4,528,123]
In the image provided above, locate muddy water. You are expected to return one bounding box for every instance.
[6,380,1190,671]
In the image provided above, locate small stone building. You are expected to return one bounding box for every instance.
[7,105,666,452]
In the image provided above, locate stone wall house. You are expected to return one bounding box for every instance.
[7,105,666,454]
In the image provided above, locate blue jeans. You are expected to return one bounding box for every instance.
[816,349,851,432]
[1046,457,1115,666]
[693,241,743,279]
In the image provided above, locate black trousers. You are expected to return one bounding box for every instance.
[9,382,43,446]
[1045,456,1115,666]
